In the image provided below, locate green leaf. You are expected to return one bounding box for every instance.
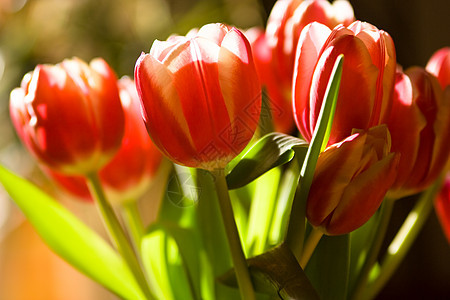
[226,132,308,189]
[142,222,199,300]
[0,164,144,300]
[285,54,344,257]
[305,234,350,300]
[245,167,282,257]
[220,243,320,299]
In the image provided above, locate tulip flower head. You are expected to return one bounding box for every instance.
[41,77,163,204]
[387,68,450,199]
[293,21,396,145]
[10,57,125,175]
[307,125,399,235]
[135,23,261,171]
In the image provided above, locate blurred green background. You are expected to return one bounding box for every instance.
[0,0,449,299]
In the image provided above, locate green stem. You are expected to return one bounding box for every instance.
[122,201,145,252]
[350,198,395,300]
[212,169,255,300]
[299,227,323,269]
[86,173,154,300]
[363,181,442,300]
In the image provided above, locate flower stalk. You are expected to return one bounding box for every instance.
[86,173,154,300]
[212,169,255,300]
[362,179,443,299]
[350,198,395,300]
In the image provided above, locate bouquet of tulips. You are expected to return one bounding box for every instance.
[1,0,449,299]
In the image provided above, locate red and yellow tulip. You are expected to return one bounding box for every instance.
[293,21,396,145]
[135,23,261,171]
[10,57,125,175]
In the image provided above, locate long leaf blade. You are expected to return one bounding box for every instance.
[0,164,144,300]
[285,55,344,257]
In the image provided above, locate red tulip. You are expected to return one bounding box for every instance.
[307,125,399,235]
[426,47,450,89]
[387,68,450,199]
[135,23,261,171]
[10,57,124,175]
[42,77,163,204]
[293,21,396,145]
[435,174,450,244]
[258,0,354,132]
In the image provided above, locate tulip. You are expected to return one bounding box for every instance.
[258,0,354,132]
[387,68,450,199]
[135,23,261,171]
[293,21,396,145]
[306,125,399,235]
[435,174,450,244]
[426,47,450,89]
[41,77,163,204]
[10,57,125,175]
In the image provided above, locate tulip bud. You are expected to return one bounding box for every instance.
[426,47,450,89]
[293,21,396,145]
[10,57,125,175]
[387,68,450,199]
[41,77,163,204]
[435,175,450,244]
[307,125,399,235]
[135,23,261,171]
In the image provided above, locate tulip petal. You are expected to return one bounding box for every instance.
[218,28,261,156]
[150,37,187,61]
[293,22,331,141]
[404,68,442,188]
[331,0,355,25]
[388,72,426,195]
[326,152,399,235]
[426,47,450,89]
[88,58,124,157]
[31,65,100,172]
[311,33,379,144]
[307,133,366,226]
[135,53,198,166]
[197,23,228,46]
[406,68,450,190]
[167,37,235,168]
